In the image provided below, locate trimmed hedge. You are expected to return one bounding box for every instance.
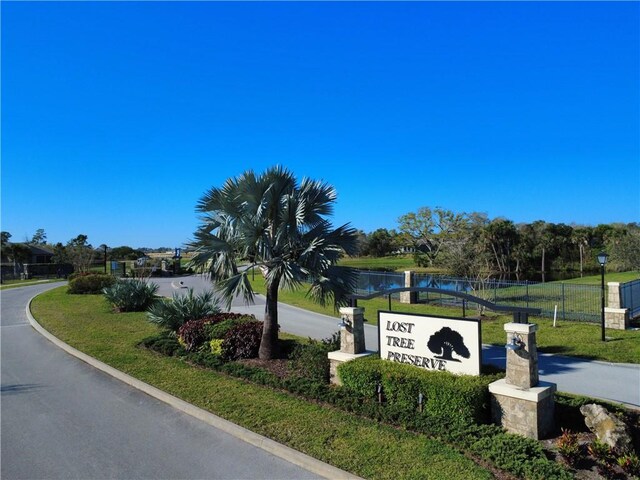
[68,274,116,294]
[338,355,499,426]
[139,335,572,480]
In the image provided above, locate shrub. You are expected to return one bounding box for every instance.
[338,355,499,426]
[103,279,159,312]
[203,314,256,340]
[473,432,572,480]
[289,332,341,384]
[209,339,223,356]
[139,331,185,357]
[556,428,581,465]
[178,318,218,352]
[146,288,220,331]
[68,274,116,294]
[221,321,263,361]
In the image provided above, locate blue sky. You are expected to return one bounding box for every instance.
[2,1,638,248]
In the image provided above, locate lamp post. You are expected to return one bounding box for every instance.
[597,252,609,342]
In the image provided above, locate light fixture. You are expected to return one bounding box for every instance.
[337,316,348,328]
[505,334,525,351]
[597,252,609,341]
[597,252,609,266]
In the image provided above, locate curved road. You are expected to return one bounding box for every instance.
[1,283,323,480]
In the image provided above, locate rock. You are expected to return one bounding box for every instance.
[580,403,633,453]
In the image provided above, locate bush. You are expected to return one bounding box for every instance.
[139,331,185,357]
[209,339,223,356]
[221,321,263,361]
[68,274,116,294]
[146,288,220,331]
[338,355,499,426]
[289,332,341,384]
[178,318,216,352]
[103,279,159,312]
[204,314,256,340]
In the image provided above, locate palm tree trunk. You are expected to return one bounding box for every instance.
[259,278,280,360]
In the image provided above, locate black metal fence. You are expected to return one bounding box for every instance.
[621,279,640,319]
[354,270,601,322]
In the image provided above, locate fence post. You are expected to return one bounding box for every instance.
[562,283,566,321]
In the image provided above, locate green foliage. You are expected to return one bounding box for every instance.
[209,339,223,356]
[555,428,582,464]
[473,432,572,480]
[68,273,115,294]
[189,165,359,359]
[139,331,185,357]
[146,288,220,331]
[338,355,498,425]
[617,453,640,476]
[203,314,256,340]
[220,321,263,361]
[289,332,340,384]
[103,279,159,312]
[177,318,214,352]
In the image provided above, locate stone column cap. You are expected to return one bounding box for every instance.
[607,282,621,287]
[489,378,556,401]
[504,322,538,334]
[339,307,364,315]
[328,350,374,362]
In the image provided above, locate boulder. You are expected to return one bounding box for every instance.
[580,403,633,453]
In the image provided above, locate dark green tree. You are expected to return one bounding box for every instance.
[189,166,359,360]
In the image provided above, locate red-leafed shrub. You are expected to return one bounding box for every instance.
[221,321,264,361]
[178,318,215,352]
[178,313,258,352]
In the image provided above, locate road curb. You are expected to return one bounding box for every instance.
[26,293,362,480]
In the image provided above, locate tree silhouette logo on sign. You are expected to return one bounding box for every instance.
[427,327,470,363]
[379,311,481,375]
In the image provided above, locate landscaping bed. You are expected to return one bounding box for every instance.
[31,285,640,479]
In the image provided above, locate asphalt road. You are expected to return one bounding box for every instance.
[1,283,323,480]
[156,275,640,408]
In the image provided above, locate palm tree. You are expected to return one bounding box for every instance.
[189,166,359,360]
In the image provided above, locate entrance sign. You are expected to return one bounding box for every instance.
[379,311,481,376]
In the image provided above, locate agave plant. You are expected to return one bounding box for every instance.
[146,288,220,331]
[103,279,159,312]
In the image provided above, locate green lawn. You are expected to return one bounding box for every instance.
[338,255,446,274]
[248,276,640,364]
[550,271,640,285]
[31,287,493,480]
[0,278,65,290]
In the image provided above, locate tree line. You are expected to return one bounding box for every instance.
[355,207,640,276]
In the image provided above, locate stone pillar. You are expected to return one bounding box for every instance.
[328,307,372,385]
[605,282,630,329]
[488,322,557,439]
[605,307,629,330]
[399,271,417,304]
[505,323,539,389]
[339,307,366,354]
[607,282,622,309]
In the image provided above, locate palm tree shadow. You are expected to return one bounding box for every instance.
[1,383,44,396]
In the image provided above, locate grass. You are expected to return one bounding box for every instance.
[0,278,65,290]
[248,276,640,364]
[550,271,640,285]
[338,255,446,274]
[31,287,493,480]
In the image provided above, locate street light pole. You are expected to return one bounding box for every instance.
[597,252,609,342]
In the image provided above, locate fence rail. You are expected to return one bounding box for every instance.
[621,279,640,319]
[354,270,601,322]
